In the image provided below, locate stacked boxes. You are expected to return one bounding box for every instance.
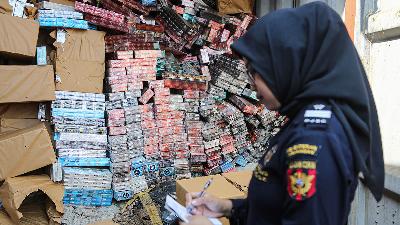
[51,91,113,206]
[105,44,165,199]
[38,2,91,29]
[184,90,206,176]
[63,168,113,206]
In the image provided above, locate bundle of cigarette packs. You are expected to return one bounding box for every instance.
[51,91,113,205]
[63,168,113,206]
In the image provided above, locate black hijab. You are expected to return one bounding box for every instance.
[231,2,384,201]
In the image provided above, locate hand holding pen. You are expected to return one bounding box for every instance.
[185,178,233,218]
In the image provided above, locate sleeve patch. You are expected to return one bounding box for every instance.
[286,144,318,157]
[287,167,316,201]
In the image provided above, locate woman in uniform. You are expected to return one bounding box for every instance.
[182,2,384,225]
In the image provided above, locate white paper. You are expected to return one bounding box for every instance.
[56,29,66,44]
[165,195,222,225]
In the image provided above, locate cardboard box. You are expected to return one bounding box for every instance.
[0,0,12,15]
[0,209,14,225]
[0,103,40,119]
[0,175,64,223]
[221,171,252,195]
[0,14,39,57]
[0,123,56,181]
[176,174,245,205]
[218,0,254,15]
[89,220,120,225]
[176,172,252,225]
[52,29,106,93]
[0,118,42,134]
[0,65,55,103]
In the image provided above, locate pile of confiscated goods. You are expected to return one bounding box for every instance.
[0,0,286,224]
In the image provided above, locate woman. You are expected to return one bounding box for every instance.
[183,2,384,225]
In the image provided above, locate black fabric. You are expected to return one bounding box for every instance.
[229,102,359,225]
[231,2,384,201]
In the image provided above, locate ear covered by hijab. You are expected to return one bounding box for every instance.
[231,2,384,201]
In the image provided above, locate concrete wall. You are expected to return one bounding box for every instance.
[361,0,400,166]
[298,0,345,15]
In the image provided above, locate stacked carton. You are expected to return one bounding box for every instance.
[0,10,64,225]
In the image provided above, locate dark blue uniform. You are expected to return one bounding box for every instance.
[230,102,358,225]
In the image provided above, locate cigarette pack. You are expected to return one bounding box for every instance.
[63,189,113,206]
[39,1,75,11]
[139,89,155,104]
[37,46,47,65]
[54,132,108,143]
[58,157,111,167]
[38,17,90,30]
[75,1,125,24]
[85,14,129,33]
[38,9,84,19]
[63,167,112,190]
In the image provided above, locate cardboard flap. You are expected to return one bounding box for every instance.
[0,123,56,181]
[89,220,119,225]
[55,60,105,93]
[54,29,105,62]
[176,175,244,205]
[222,171,252,193]
[53,29,105,93]
[0,210,15,225]
[0,0,12,15]
[0,14,39,57]
[0,103,40,119]
[218,0,253,14]
[0,175,64,223]
[0,65,55,103]
[0,118,42,133]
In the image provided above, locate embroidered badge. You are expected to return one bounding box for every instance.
[254,164,268,182]
[303,104,332,126]
[286,144,318,157]
[263,144,278,166]
[287,168,316,200]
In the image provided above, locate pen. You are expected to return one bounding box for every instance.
[187,177,213,214]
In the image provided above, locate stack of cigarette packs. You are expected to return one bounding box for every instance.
[63,168,113,206]
[51,91,113,206]
[38,1,91,29]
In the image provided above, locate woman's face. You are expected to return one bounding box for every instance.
[244,60,281,111]
[254,74,281,110]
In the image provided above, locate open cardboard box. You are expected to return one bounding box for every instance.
[0,14,39,58]
[0,175,64,224]
[176,171,252,225]
[0,123,56,181]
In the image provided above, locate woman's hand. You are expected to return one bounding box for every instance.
[185,192,233,218]
[180,216,214,225]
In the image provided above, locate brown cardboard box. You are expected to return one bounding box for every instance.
[0,209,15,225]
[218,0,254,15]
[0,123,56,181]
[176,175,245,205]
[176,172,252,225]
[0,65,55,103]
[0,118,42,134]
[89,220,120,225]
[0,175,64,223]
[52,29,106,93]
[0,103,40,119]
[0,0,12,15]
[221,171,252,194]
[0,14,39,57]
[0,200,51,225]
[176,175,244,225]
[46,201,62,225]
